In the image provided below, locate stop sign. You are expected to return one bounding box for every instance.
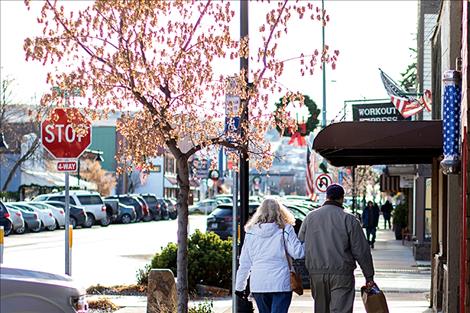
[41,108,91,159]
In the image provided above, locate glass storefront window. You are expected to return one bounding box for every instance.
[425,178,432,240]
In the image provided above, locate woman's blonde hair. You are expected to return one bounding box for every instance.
[244,197,296,231]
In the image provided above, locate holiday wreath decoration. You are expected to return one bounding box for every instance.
[274,94,320,146]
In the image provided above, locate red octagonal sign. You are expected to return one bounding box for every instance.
[41,108,91,159]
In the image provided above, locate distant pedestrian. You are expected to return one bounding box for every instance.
[235,198,304,313]
[362,201,380,249]
[381,201,393,230]
[299,184,375,313]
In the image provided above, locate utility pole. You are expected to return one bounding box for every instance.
[321,0,327,128]
[239,0,249,246]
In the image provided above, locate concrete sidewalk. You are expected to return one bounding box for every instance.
[110,228,431,313]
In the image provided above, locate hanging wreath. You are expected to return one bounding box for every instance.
[274,95,320,146]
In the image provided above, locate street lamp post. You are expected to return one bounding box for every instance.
[239,0,249,247]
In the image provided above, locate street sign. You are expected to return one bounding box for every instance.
[315,173,332,193]
[57,160,78,172]
[41,108,91,159]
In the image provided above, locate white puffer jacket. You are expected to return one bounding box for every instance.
[235,223,304,293]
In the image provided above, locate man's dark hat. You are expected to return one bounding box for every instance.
[326,184,344,199]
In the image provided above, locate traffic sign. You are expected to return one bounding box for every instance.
[57,160,78,172]
[41,108,91,159]
[315,173,333,193]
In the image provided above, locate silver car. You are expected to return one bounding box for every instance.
[29,202,66,229]
[4,206,25,234]
[11,202,56,231]
[1,267,88,313]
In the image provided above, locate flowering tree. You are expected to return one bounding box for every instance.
[24,0,336,311]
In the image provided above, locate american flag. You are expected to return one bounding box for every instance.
[306,138,315,199]
[380,69,432,118]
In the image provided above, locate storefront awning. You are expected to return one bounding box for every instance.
[313,121,443,166]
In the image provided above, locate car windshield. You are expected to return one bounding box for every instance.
[211,208,232,217]
[77,195,103,205]
[142,196,157,205]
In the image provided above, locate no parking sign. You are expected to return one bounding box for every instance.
[315,174,332,193]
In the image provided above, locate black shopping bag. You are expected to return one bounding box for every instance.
[236,295,254,313]
[361,285,389,313]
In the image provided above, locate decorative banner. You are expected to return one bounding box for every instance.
[441,70,461,174]
[352,102,409,122]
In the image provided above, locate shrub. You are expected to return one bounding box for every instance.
[138,230,232,292]
[189,300,214,313]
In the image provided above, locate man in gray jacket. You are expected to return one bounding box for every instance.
[299,184,375,313]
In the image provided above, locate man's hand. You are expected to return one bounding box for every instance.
[366,280,376,288]
[235,290,248,299]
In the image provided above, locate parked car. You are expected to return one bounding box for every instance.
[10,202,56,231]
[206,203,260,240]
[34,191,108,228]
[4,206,25,235]
[138,194,162,220]
[28,202,66,229]
[164,198,177,219]
[189,199,219,214]
[5,204,41,233]
[44,201,88,229]
[117,203,137,224]
[132,195,152,222]
[105,195,148,222]
[0,267,89,313]
[0,201,13,236]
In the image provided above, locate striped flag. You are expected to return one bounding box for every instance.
[306,135,316,199]
[380,69,432,118]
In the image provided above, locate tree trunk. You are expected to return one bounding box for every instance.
[2,136,39,191]
[176,155,190,313]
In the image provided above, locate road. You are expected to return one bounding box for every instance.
[2,215,208,288]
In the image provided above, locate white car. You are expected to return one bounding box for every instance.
[189,199,219,214]
[11,202,56,231]
[29,202,66,229]
[1,267,88,313]
[34,191,108,228]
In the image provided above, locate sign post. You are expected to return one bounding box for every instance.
[41,107,91,275]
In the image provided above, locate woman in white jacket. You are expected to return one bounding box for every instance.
[235,198,305,313]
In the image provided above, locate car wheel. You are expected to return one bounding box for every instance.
[154,213,162,221]
[169,211,177,220]
[46,222,57,231]
[143,213,152,222]
[70,217,77,229]
[30,223,41,233]
[121,214,132,224]
[162,212,170,220]
[100,214,111,227]
[15,226,26,234]
[4,221,12,236]
[83,213,95,228]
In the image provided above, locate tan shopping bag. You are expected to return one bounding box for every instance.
[360,285,390,313]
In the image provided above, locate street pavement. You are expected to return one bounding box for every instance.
[111,228,432,312]
[2,215,208,288]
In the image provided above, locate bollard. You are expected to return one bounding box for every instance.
[0,225,4,264]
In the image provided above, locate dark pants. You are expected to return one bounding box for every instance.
[384,217,391,229]
[310,273,355,313]
[366,227,377,245]
[252,292,292,313]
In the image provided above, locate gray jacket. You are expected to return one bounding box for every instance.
[298,202,374,281]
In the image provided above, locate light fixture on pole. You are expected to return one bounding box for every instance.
[95,154,104,162]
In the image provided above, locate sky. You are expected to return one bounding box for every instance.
[0,0,418,124]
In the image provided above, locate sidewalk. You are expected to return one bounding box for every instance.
[110,228,431,313]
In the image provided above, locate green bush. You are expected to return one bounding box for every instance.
[138,230,232,292]
[189,301,214,313]
[392,202,408,227]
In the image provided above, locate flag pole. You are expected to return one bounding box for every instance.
[321,0,326,128]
